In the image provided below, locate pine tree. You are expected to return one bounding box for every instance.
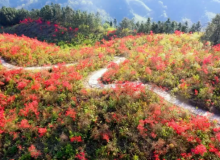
[0,7,18,26]
[145,17,151,33]
[136,21,140,29]
[40,5,53,21]
[171,21,177,33]
[119,17,132,29]
[63,6,73,26]
[113,18,117,27]
[195,21,201,32]
[151,22,158,33]
[138,21,145,33]
[201,14,220,45]
[181,21,188,33]
[51,3,62,23]
[189,24,196,33]
[30,9,40,20]
[177,22,182,31]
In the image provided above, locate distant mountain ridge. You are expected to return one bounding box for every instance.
[0,0,219,26]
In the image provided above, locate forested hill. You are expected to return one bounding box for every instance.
[0,3,203,47]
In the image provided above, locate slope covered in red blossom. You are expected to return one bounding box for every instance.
[0,32,220,159]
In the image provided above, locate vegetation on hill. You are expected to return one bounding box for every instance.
[0,4,202,47]
[0,30,220,159]
[100,31,220,112]
[1,3,220,160]
[0,33,112,67]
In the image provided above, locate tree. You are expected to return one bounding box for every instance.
[40,5,53,21]
[0,7,25,26]
[119,17,132,30]
[171,21,177,33]
[195,21,201,32]
[138,21,145,33]
[16,8,29,22]
[181,21,188,33]
[94,12,102,28]
[62,6,74,26]
[189,24,196,33]
[165,18,172,33]
[30,9,40,19]
[113,18,117,27]
[177,22,182,31]
[158,21,165,33]
[136,21,140,28]
[51,3,62,23]
[109,21,113,27]
[151,22,158,33]
[145,17,151,33]
[201,14,220,45]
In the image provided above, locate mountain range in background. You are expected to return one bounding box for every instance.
[0,0,219,28]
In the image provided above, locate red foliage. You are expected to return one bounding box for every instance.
[38,128,47,137]
[70,136,82,142]
[213,44,220,52]
[175,30,184,36]
[28,145,41,159]
[75,152,87,160]
[0,109,5,134]
[191,144,207,156]
[19,119,31,129]
[102,133,110,142]
[65,108,76,121]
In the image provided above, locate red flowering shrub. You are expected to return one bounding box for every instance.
[65,108,76,121]
[0,109,5,134]
[17,81,28,90]
[70,136,82,142]
[191,144,207,156]
[19,119,31,129]
[38,128,47,137]
[75,151,87,160]
[28,145,41,159]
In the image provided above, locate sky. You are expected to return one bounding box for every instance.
[0,0,220,27]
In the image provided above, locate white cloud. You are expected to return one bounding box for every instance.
[81,0,93,5]
[96,8,112,21]
[46,1,51,5]
[125,0,152,22]
[182,17,193,27]
[16,0,38,9]
[67,0,112,21]
[205,11,216,20]
[161,10,168,18]
[67,0,79,6]
[132,13,148,22]
[213,0,220,3]
[67,0,93,6]
[126,0,152,12]
[158,1,167,9]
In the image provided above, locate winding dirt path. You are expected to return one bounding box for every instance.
[1,57,220,124]
[0,58,77,71]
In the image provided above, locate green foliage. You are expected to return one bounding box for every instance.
[18,153,31,160]
[0,7,29,26]
[201,14,220,45]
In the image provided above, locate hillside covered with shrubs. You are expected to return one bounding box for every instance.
[1,3,220,160]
